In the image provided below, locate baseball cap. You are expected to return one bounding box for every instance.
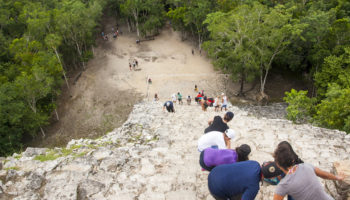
[225,129,235,139]
[261,161,283,178]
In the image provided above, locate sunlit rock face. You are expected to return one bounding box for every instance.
[1,101,349,200]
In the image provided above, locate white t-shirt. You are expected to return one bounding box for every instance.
[213,97,218,106]
[222,96,227,105]
[197,131,226,152]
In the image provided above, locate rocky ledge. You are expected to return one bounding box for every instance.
[1,101,349,200]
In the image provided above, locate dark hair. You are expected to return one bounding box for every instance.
[235,144,251,162]
[224,112,234,122]
[274,141,303,170]
[278,141,303,164]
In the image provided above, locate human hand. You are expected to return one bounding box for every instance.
[336,173,345,181]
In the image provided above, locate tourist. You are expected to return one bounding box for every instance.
[187,95,191,105]
[273,141,344,200]
[177,92,183,105]
[204,111,234,134]
[194,84,198,92]
[163,101,175,113]
[208,160,261,200]
[129,63,132,71]
[113,32,117,39]
[192,49,194,55]
[154,93,159,101]
[195,92,203,103]
[135,59,138,66]
[221,93,228,111]
[201,98,208,111]
[197,129,236,152]
[213,95,221,112]
[171,93,177,104]
[199,144,251,171]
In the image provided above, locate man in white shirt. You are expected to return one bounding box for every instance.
[197,129,236,152]
[221,93,228,111]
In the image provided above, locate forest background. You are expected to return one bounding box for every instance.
[0,0,349,156]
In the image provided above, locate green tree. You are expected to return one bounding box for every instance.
[283,89,315,123]
[203,4,262,96]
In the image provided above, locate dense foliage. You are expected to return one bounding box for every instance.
[0,0,111,155]
[1,0,349,155]
[0,0,167,156]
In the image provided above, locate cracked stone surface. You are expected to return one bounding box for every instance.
[0,101,349,200]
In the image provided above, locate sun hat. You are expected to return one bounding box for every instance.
[225,129,236,139]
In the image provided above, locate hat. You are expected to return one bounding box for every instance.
[225,129,236,139]
[261,161,283,178]
[221,92,225,95]
[225,112,234,121]
[237,144,251,157]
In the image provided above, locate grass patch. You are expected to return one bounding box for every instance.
[14,154,22,160]
[4,166,20,171]
[34,150,60,162]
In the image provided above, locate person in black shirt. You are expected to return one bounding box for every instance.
[204,111,234,133]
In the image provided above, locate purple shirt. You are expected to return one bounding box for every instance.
[204,148,238,167]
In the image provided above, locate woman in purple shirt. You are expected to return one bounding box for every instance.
[199,144,251,171]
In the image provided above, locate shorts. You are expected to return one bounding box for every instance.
[166,107,175,112]
[221,104,227,108]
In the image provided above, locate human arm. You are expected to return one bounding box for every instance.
[273,194,285,200]
[314,167,344,181]
[208,118,214,125]
[224,136,231,149]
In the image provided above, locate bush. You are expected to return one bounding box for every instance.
[283,89,315,123]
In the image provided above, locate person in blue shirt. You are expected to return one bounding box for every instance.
[163,101,175,113]
[208,160,261,200]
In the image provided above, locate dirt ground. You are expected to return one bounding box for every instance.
[26,17,308,148]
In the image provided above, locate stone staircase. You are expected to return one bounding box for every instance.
[1,101,350,199]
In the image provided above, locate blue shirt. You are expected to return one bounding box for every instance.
[208,160,261,200]
[164,101,173,108]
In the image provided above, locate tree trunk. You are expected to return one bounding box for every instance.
[55,109,59,121]
[75,41,85,70]
[40,127,45,137]
[133,10,140,37]
[126,18,131,32]
[238,77,244,96]
[54,48,69,89]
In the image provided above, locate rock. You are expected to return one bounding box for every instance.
[77,179,105,199]
[13,192,40,200]
[23,147,47,157]
[26,172,44,190]
[1,101,350,199]
[6,170,17,182]
[333,160,350,200]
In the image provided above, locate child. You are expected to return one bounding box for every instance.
[187,96,191,105]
